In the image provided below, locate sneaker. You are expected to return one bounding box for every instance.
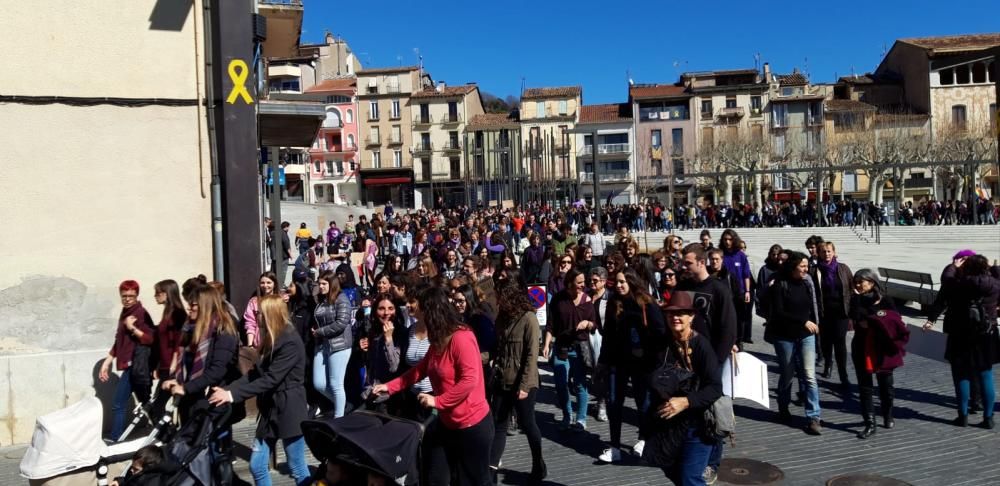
[632,440,645,457]
[805,419,823,435]
[598,447,621,463]
[570,421,587,432]
[702,466,718,485]
[597,405,608,422]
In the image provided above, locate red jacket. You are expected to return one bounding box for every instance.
[386,328,489,429]
[109,303,155,371]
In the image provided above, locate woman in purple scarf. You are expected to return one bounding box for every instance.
[719,229,754,345]
[813,241,854,388]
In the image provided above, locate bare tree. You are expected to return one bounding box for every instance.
[707,128,769,214]
[933,123,995,202]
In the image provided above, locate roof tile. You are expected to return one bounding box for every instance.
[579,103,632,124]
[410,85,478,99]
[628,84,687,99]
[776,72,808,86]
[357,65,419,75]
[521,86,582,99]
[824,99,875,113]
[303,77,356,93]
[466,112,520,130]
[900,33,1000,53]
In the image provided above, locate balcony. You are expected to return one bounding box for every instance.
[579,170,632,183]
[258,0,303,59]
[386,85,401,94]
[749,106,764,117]
[365,135,382,147]
[440,113,462,124]
[442,141,462,152]
[578,143,631,156]
[413,114,433,126]
[553,143,570,155]
[385,134,403,146]
[718,106,745,119]
[808,115,824,126]
[413,141,433,153]
[701,110,714,121]
[328,143,357,153]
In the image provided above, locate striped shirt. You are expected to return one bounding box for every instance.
[406,326,433,393]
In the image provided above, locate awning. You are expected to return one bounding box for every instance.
[258,99,326,146]
[364,177,411,186]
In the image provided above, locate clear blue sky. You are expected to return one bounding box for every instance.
[302,0,998,104]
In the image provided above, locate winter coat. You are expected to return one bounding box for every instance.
[314,293,354,353]
[494,311,540,392]
[229,327,307,440]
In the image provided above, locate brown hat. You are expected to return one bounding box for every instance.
[664,291,696,312]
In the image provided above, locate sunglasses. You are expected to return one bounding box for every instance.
[561,260,572,264]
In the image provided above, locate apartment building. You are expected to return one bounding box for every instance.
[410,82,485,207]
[628,83,696,203]
[356,66,431,207]
[465,112,525,206]
[683,69,769,154]
[520,86,582,204]
[575,104,635,205]
[303,77,360,204]
[767,68,829,199]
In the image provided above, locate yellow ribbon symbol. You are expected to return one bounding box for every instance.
[226,59,254,105]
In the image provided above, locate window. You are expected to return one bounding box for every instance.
[773,174,790,190]
[773,132,785,157]
[449,131,459,149]
[558,100,568,115]
[315,185,324,198]
[702,127,714,148]
[370,126,380,141]
[448,101,458,121]
[450,157,461,179]
[372,151,381,169]
[347,134,356,149]
[956,65,970,84]
[369,100,379,120]
[808,101,823,125]
[336,160,344,174]
[393,150,402,168]
[842,172,858,193]
[536,101,546,118]
[651,129,662,148]
[348,160,357,172]
[672,158,685,177]
[326,95,351,104]
[323,108,341,128]
[939,68,954,85]
[806,129,818,154]
[313,161,321,173]
[390,100,401,119]
[325,160,334,175]
[638,102,690,121]
[671,128,684,156]
[725,96,737,109]
[972,62,987,83]
[952,104,967,129]
[772,104,788,128]
[750,96,762,113]
[701,99,713,116]
[387,75,400,92]
[391,125,401,143]
[781,86,803,97]
[345,109,353,123]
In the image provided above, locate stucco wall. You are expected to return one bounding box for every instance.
[0,0,212,445]
[930,85,997,135]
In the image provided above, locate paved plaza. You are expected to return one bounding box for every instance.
[2,225,999,485]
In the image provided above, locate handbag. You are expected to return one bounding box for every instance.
[649,344,696,400]
[574,339,595,370]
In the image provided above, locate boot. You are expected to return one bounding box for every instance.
[528,460,548,486]
[820,363,832,379]
[858,385,876,439]
[879,376,895,429]
[952,414,968,427]
[858,420,877,439]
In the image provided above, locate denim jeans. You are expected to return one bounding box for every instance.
[110,367,133,440]
[662,427,714,486]
[607,365,650,447]
[773,334,820,419]
[250,436,311,486]
[314,345,352,417]
[551,349,588,425]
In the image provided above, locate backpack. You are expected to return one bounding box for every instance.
[968,297,994,335]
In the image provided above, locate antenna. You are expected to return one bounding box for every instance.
[413,47,423,80]
[754,52,761,71]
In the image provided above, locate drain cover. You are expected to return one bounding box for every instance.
[827,474,913,486]
[718,458,784,485]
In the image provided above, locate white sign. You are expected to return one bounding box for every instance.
[721,352,770,409]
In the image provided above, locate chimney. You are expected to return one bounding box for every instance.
[436,81,445,92]
[325,31,335,45]
[763,62,772,83]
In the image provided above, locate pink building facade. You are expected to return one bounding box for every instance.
[305,77,360,204]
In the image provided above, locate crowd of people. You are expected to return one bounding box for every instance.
[99,200,1000,486]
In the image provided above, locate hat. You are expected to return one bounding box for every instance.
[953,249,976,260]
[292,269,309,283]
[664,291,696,312]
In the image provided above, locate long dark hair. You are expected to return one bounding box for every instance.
[495,277,535,326]
[781,251,808,280]
[451,284,480,321]
[319,274,343,305]
[154,279,186,327]
[416,286,465,349]
[765,244,784,268]
[720,229,742,252]
[614,268,653,319]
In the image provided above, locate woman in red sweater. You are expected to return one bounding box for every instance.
[99,280,156,441]
[372,285,493,486]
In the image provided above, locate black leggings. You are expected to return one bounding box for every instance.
[820,317,850,383]
[856,368,894,419]
[425,413,494,486]
[490,388,543,470]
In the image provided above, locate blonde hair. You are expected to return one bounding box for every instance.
[191,285,237,349]
[258,294,290,356]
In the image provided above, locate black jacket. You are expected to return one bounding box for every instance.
[599,297,666,370]
[229,327,307,440]
[676,277,738,363]
[767,277,819,341]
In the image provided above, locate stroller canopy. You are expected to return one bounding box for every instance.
[20,396,106,479]
[303,412,424,485]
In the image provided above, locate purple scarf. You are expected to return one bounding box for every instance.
[818,258,839,292]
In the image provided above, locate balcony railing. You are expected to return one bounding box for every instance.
[579,170,632,183]
[553,143,570,155]
[442,141,462,151]
[578,143,631,156]
[413,141,433,153]
[386,85,401,94]
[701,110,714,120]
[365,135,382,146]
[385,135,403,146]
[321,120,343,129]
[413,114,433,125]
[719,106,745,118]
[440,113,462,124]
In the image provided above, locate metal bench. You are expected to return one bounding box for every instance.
[877,267,938,310]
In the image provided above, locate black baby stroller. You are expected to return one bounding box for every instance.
[302,410,429,485]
